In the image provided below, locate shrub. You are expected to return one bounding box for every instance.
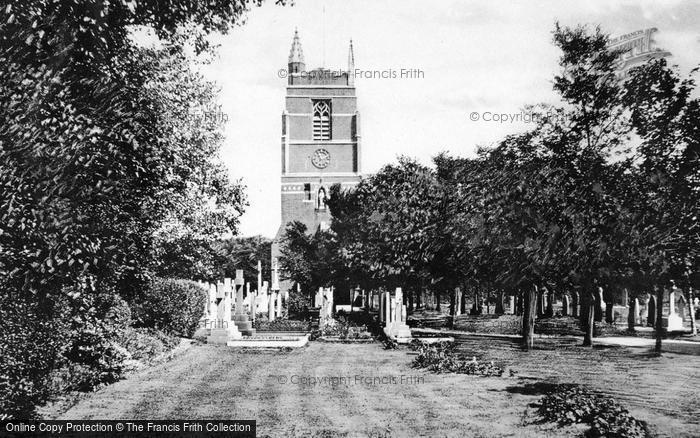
[0,298,71,420]
[132,278,206,337]
[411,341,504,376]
[62,292,133,391]
[537,384,649,438]
[254,318,310,331]
[0,288,133,419]
[119,327,179,362]
[310,317,373,341]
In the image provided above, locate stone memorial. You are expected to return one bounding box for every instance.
[233,270,255,336]
[663,284,684,331]
[319,287,334,323]
[207,280,242,344]
[382,288,412,343]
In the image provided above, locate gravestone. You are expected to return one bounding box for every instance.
[320,287,334,323]
[315,287,324,308]
[663,285,684,331]
[269,273,279,322]
[383,287,412,342]
[562,295,570,316]
[633,298,640,324]
[207,281,242,344]
[233,270,255,336]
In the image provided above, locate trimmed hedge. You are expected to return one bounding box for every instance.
[132,278,206,337]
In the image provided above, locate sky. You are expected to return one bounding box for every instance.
[193,0,700,238]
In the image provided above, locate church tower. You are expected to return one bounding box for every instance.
[271,30,362,295]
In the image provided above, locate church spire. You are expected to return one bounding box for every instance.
[288,28,305,64]
[348,39,355,86]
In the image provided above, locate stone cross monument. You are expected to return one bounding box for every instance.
[233,269,255,336]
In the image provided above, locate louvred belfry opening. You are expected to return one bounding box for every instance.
[312,100,331,140]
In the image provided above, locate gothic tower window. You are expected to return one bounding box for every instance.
[312,100,331,140]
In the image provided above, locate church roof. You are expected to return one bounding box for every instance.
[288,28,305,64]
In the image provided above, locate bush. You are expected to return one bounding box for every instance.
[61,292,133,391]
[411,341,504,376]
[254,318,310,331]
[310,317,373,341]
[119,327,179,362]
[537,384,649,438]
[132,278,206,337]
[0,288,133,419]
[0,298,71,420]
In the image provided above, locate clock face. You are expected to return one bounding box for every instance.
[311,148,331,169]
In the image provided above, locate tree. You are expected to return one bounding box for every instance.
[622,58,700,352]
[215,235,272,285]
[0,0,281,418]
[328,157,446,304]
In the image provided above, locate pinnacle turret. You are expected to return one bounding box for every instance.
[288,28,305,64]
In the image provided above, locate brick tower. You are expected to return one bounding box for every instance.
[271,30,362,296]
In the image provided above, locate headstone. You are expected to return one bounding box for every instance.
[633,298,640,324]
[276,290,283,318]
[233,270,255,336]
[258,280,269,314]
[269,286,277,322]
[663,285,684,331]
[315,287,324,308]
[320,287,334,322]
[208,283,217,323]
[383,288,412,342]
[509,295,515,315]
[207,279,242,344]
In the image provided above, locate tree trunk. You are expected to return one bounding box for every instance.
[408,289,414,312]
[685,287,696,336]
[536,287,544,317]
[582,284,595,346]
[655,285,664,354]
[460,286,467,315]
[516,290,523,316]
[496,289,504,314]
[435,289,441,312]
[449,287,456,328]
[627,295,636,332]
[647,295,655,327]
[572,290,579,318]
[594,287,603,322]
[522,284,537,350]
[545,287,554,318]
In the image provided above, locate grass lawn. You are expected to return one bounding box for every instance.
[53,340,700,437]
